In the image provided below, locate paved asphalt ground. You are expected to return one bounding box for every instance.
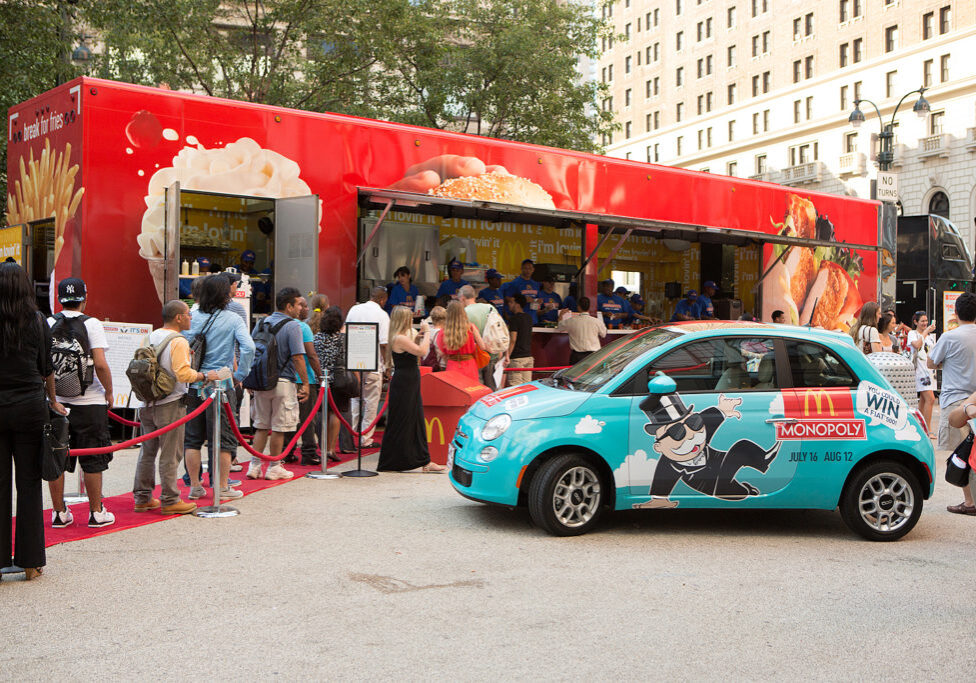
[3,432,976,680]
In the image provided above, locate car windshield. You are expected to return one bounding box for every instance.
[561,327,680,392]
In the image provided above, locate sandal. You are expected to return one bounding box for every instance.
[326,452,341,463]
[947,503,976,516]
[24,567,43,581]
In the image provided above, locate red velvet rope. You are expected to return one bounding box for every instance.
[223,384,324,462]
[107,410,142,427]
[326,386,390,437]
[70,395,215,456]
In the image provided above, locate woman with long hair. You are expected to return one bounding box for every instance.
[877,313,896,352]
[0,263,66,581]
[421,305,447,369]
[435,300,487,381]
[306,293,329,334]
[378,308,445,472]
[908,310,938,435]
[850,301,882,354]
[313,305,348,462]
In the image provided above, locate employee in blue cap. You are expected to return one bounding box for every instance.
[615,286,635,325]
[503,259,541,324]
[237,249,258,275]
[699,280,718,319]
[436,258,469,299]
[386,265,421,316]
[477,268,506,314]
[537,275,563,323]
[597,279,628,328]
[671,289,702,321]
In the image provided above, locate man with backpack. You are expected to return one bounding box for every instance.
[130,300,209,516]
[47,278,116,528]
[460,285,509,390]
[245,287,310,480]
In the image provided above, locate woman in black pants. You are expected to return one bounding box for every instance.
[0,263,66,581]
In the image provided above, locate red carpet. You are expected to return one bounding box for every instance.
[18,443,380,549]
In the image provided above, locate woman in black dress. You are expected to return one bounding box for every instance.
[378,307,446,472]
[0,263,67,581]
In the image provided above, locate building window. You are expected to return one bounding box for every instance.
[676,102,684,121]
[806,96,813,119]
[854,80,862,101]
[707,127,713,147]
[763,109,770,131]
[677,136,683,156]
[762,31,770,54]
[727,161,738,176]
[706,91,713,111]
[923,12,934,40]
[844,132,857,153]
[676,31,684,51]
[698,59,705,78]
[930,110,944,135]
[853,37,862,62]
[625,121,632,138]
[929,191,950,219]
[805,12,814,35]
[625,152,632,160]
[755,154,767,174]
[645,113,652,131]
[646,145,654,162]
[804,56,814,79]
[625,23,631,39]
[625,56,632,74]
[727,45,736,67]
[793,18,801,40]
[654,110,660,129]
[698,94,705,114]
[727,6,736,28]
[885,70,896,97]
[763,71,770,92]
[840,85,849,110]
[728,120,735,141]
[698,129,704,149]
[788,142,818,166]
[625,88,632,107]
[608,64,613,81]
[853,0,862,16]
[793,60,801,83]
[885,25,898,53]
[923,59,933,87]
[839,0,849,23]
[646,80,653,98]
[676,0,682,15]
[752,34,760,57]
[839,43,848,67]
[727,83,736,104]
[698,21,705,42]
[941,54,950,82]
[654,8,660,26]
[752,112,759,134]
[752,75,760,96]
[706,55,713,74]
[707,17,713,38]
[793,99,801,124]
[940,6,951,34]
[676,67,684,86]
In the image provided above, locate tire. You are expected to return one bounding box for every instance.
[527,453,605,536]
[839,459,923,541]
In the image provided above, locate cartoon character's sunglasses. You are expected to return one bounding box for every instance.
[664,413,704,441]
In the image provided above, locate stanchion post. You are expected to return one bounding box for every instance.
[196,380,240,518]
[64,468,88,504]
[307,369,338,480]
[342,371,377,477]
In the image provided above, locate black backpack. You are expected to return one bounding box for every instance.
[242,318,291,391]
[50,313,94,398]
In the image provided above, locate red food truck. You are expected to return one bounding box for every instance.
[5,77,884,338]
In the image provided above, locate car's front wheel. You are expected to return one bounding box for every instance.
[528,453,605,536]
[839,459,923,541]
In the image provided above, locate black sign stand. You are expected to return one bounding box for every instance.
[342,321,379,478]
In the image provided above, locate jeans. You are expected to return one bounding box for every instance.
[0,391,47,569]
[133,398,186,506]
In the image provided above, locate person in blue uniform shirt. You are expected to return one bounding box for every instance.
[436,258,469,300]
[597,279,628,328]
[614,287,636,325]
[561,282,579,314]
[671,289,702,321]
[699,280,718,319]
[477,269,506,314]
[503,259,541,324]
[537,275,563,323]
[386,265,420,316]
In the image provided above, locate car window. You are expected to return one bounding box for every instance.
[785,339,857,388]
[562,327,680,392]
[645,337,779,393]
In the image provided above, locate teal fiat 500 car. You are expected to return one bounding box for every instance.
[448,321,935,540]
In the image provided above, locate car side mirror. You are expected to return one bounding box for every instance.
[647,371,677,395]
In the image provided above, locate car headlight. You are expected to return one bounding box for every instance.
[480,414,512,441]
[478,446,499,463]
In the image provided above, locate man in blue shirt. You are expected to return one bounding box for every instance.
[596,279,628,328]
[477,269,506,314]
[561,282,579,314]
[537,275,563,323]
[436,258,469,300]
[503,259,541,324]
[283,295,323,466]
[698,280,718,319]
[671,290,702,321]
[386,265,421,316]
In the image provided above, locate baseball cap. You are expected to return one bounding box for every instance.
[58,277,87,303]
[521,258,534,266]
[686,289,698,298]
[600,278,614,287]
[196,256,211,269]
[630,293,644,305]
[448,258,464,271]
[615,286,629,295]
[541,274,555,283]
[241,249,256,263]
[485,268,501,280]
[703,280,717,290]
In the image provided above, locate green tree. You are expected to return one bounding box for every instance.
[1,0,78,220]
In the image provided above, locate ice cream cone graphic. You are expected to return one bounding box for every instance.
[147,257,166,304]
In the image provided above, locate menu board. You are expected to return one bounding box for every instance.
[102,321,153,408]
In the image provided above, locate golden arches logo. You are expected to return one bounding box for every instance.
[802,389,835,416]
[425,417,445,445]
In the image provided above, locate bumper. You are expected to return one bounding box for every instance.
[448,414,524,506]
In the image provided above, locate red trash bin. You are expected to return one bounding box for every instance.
[420,371,492,465]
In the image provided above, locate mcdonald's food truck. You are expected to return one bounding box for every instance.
[6,77,885,342]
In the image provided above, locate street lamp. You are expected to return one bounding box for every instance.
[848,87,931,172]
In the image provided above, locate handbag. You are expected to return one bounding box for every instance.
[42,410,70,482]
[945,433,973,488]
[475,345,491,369]
[190,310,220,371]
[330,368,361,399]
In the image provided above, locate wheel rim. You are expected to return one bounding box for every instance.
[552,466,601,528]
[857,472,915,533]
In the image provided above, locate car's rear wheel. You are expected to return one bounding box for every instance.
[528,453,605,536]
[839,460,922,541]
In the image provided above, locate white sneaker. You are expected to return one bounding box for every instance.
[188,486,207,500]
[246,462,264,479]
[219,487,243,500]
[265,465,295,480]
[88,506,116,528]
[52,508,74,528]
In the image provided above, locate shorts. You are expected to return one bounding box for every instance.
[184,388,239,453]
[252,380,300,433]
[938,397,969,451]
[63,403,113,474]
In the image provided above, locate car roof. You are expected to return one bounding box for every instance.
[661,320,855,346]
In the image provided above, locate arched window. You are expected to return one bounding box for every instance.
[929,191,950,218]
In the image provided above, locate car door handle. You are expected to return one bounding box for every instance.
[765,417,798,424]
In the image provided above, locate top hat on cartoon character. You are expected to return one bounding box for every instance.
[639,392,694,435]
